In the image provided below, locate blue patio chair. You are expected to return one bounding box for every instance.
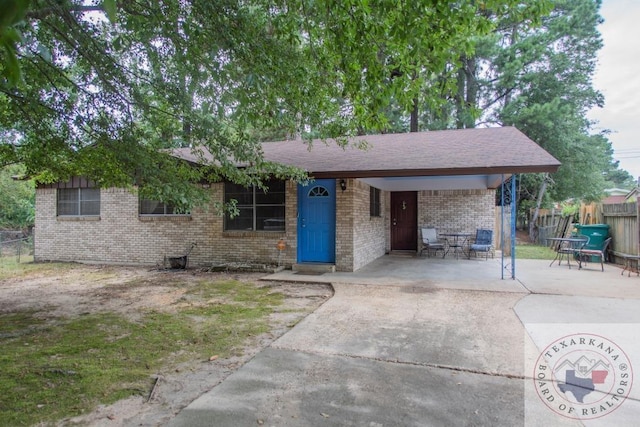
[469,229,494,259]
[420,227,446,258]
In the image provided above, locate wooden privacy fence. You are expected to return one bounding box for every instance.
[602,201,639,262]
[493,197,639,269]
[580,203,603,225]
[528,208,565,245]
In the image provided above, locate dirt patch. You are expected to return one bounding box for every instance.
[0,264,333,426]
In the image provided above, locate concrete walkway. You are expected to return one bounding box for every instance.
[170,256,640,426]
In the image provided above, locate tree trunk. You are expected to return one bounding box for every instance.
[464,57,477,129]
[455,55,478,129]
[410,96,418,132]
[455,65,465,129]
[529,173,549,242]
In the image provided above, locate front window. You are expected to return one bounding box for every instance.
[224,179,285,231]
[57,188,100,216]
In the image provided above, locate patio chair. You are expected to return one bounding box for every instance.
[468,229,494,259]
[576,237,612,271]
[420,227,446,258]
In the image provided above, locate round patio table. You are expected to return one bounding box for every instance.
[546,237,589,269]
[441,232,473,259]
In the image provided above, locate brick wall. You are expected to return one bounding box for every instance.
[34,183,296,267]
[352,180,387,270]
[335,180,354,271]
[335,179,387,271]
[417,189,496,246]
[34,182,496,270]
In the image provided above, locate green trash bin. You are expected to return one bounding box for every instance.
[574,224,610,262]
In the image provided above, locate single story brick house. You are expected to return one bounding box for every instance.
[34,127,560,271]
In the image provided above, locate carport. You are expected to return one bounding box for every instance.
[261,126,561,276]
[168,126,561,273]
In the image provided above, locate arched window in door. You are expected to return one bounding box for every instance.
[308,186,329,197]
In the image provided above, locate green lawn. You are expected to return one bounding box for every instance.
[0,264,284,426]
[515,244,556,260]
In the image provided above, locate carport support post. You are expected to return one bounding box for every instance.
[510,175,516,279]
[501,175,504,279]
[500,175,517,280]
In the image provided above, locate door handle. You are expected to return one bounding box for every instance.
[393,219,397,226]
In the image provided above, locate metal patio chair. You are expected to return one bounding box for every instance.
[468,229,494,259]
[420,227,446,258]
[576,237,612,271]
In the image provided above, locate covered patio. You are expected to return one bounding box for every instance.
[167,126,561,272]
[260,126,561,273]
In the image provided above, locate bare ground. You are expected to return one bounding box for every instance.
[0,264,333,426]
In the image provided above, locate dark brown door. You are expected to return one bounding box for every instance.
[391,191,417,251]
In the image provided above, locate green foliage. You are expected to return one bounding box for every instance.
[0,0,31,85]
[0,164,34,229]
[381,0,632,211]
[0,0,551,209]
[0,275,283,426]
[603,159,636,189]
[560,200,580,217]
[491,0,619,204]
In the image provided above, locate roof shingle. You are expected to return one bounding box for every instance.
[172,126,560,178]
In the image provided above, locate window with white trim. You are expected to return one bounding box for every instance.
[224,179,285,231]
[57,188,100,216]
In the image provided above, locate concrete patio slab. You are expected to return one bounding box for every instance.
[268,255,530,294]
[514,259,640,299]
[268,255,640,299]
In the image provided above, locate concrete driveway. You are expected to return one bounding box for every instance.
[170,256,640,426]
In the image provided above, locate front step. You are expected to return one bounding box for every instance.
[292,263,336,274]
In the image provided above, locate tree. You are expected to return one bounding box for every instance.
[603,155,636,189]
[490,0,615,239]
[1,0,551,210]
[0,164,35,230]
[379,0,632,239]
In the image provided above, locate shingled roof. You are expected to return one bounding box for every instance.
[172,126,560,181]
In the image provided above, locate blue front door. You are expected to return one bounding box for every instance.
[298,179,336,263]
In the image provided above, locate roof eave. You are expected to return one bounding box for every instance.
[309,164,561,179]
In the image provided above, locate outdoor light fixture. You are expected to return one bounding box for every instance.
[340,179,347,192]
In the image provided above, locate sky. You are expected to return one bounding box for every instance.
[588,0,640,182]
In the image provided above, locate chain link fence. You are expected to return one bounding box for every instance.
[0,231,34,265]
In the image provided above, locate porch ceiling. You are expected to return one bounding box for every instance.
[360,174,509,191]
